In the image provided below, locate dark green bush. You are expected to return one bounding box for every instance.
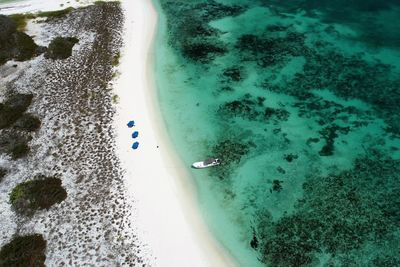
[0,93,33,129]
[10,143,30,159]
[45,36,79,60]
[0,15,42,64]
[13,113,41,131]
[0,131,31,159]
[10,176,67,215]
[0,168,7,182]
[0,234,46,267]
[13,31,38,61]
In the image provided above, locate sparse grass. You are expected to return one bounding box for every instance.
[36,7,75,19]
[9,13,36,31]
[0,234,46,267]
[112,94,119,104]
[10,176,67,216]
[8,7,74,32]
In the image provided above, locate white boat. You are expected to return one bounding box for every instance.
[192,158,221,169]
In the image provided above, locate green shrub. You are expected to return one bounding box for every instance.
[10,143,30,159]
[10,176,67,215]
[0,131,31,159]
[0,234,46,267]
[0,15,41,64]
[13,113,41,131]
[0,94,34,129]
[45,36,79,60]
[0,168,7,182]
[13,31,38,61]
[5,93,33,111]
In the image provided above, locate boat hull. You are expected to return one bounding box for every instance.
[191,160,220,169]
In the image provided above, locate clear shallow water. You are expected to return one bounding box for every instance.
[154,0,400,266]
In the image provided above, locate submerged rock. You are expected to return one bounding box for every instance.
[272,179,283,192]
[181,41,226,62]
[222,67,244,82]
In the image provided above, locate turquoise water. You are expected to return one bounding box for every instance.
[154,0,400,266]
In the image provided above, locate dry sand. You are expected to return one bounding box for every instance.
[114,0,236,266]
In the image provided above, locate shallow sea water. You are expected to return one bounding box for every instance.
[154,0,400,266]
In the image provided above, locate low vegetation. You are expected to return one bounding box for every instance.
[0,234,46,267]
[9,7,74,27]
[9,13,36,31]
[10,176,67,216]
[36,7,74,19]
[112,52,120,66]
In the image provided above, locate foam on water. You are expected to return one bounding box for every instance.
[154,0,400,266]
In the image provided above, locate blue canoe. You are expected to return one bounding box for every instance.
[127,120,135,128]
[132,131,139,138]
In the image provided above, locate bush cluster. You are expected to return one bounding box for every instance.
[0,234,46,267]
[10,176,67,216]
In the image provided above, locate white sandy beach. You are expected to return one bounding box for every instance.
[114,0,236,266]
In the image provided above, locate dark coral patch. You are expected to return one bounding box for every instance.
[258,154,399,265]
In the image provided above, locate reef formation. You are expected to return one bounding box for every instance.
[157,0,400,265]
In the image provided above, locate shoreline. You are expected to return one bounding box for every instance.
[114,0,237,266]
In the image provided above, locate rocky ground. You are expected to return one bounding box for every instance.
[0,3,150,266]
